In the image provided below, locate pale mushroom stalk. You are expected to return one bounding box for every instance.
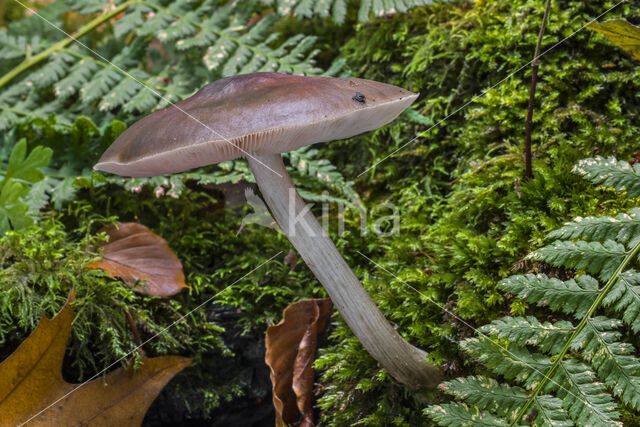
[94,72,444,389]
[248,152,442,389]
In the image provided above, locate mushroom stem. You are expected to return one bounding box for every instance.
[248,153,442,389]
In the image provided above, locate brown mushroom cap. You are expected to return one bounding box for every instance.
[94,72,418,177]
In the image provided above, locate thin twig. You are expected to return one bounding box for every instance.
[524,0,553,179]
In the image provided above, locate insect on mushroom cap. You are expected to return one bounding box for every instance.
[94,72,418,177]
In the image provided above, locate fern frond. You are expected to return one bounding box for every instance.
[23,51,74,89]
[286,146,360,203]
[97,68,150,112]
[577,317,640,409]
[266,0,461,24]
[440,376,528,421]
[0,0,330,131]
[430,381,570,427]
[296,189,358,208]
[498,274,599,318]
[528,240,625,281]
[461,338,551,390]
[431,157,640,427]
[461,328,621,426]
[0,0,352,205]
[478,316,573,354]
[548,208,640,246]
[108,160,256,198]
[53,57,99,101]
[528,395,573,427]
[426,403,512,427]
[555,359,620,426]
[113,3,148,38]
[143,0,323,77]
[603,270,640,332]
[573,157,640,197]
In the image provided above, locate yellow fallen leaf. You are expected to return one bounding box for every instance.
[588,19,640,61]
[0,290,191,426]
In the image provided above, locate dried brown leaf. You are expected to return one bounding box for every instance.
[87,222,188,297]
[265,298,332,427]
[0,290,191,425]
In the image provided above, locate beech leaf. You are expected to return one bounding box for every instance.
[266,298,332,427]
[87,222,188,297]
[588,19,640,60]
[0,290,191,425]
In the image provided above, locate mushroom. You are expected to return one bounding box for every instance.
[94,72,442,389]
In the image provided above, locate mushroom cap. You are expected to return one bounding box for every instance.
[94,72,418,177]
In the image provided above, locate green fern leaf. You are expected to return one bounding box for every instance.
[286,146,360,203]
[81,67,123,105]
[68,0,106,14]
[529,395,573,427]
[573,157,640,197]
[54,58,99,101]
[439,376,528,421]
[603,270,640,332]
[25,177,55,214]
[555,359,620,427]
[478,317,573,354]
[498,274,599,318]
[426,403,512,427]
[136,8,174,37]
[444,157,640,426]
[113,4,148,38]
[548,208,640,246]
[462,338,551,390]
[297,188,357,207]
[0,32,34,61]
[578,317,640,409]
[24,51,74,89]
[528,240,625,281]
[266,0,460,24]
[122,75,166,114]
[98,69,149,112]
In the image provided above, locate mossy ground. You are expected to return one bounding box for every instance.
[2,0,640,425]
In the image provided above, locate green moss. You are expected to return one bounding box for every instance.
[315,0,640,424]
[3,0,640,424]
[0,188,325,418]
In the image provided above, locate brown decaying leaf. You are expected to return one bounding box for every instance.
[265,298,332,427]
[87,222,188,297]
[0,290,191,426]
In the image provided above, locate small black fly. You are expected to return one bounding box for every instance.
[352,92,366,103]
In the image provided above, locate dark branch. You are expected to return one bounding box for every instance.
[524,0,552,179]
